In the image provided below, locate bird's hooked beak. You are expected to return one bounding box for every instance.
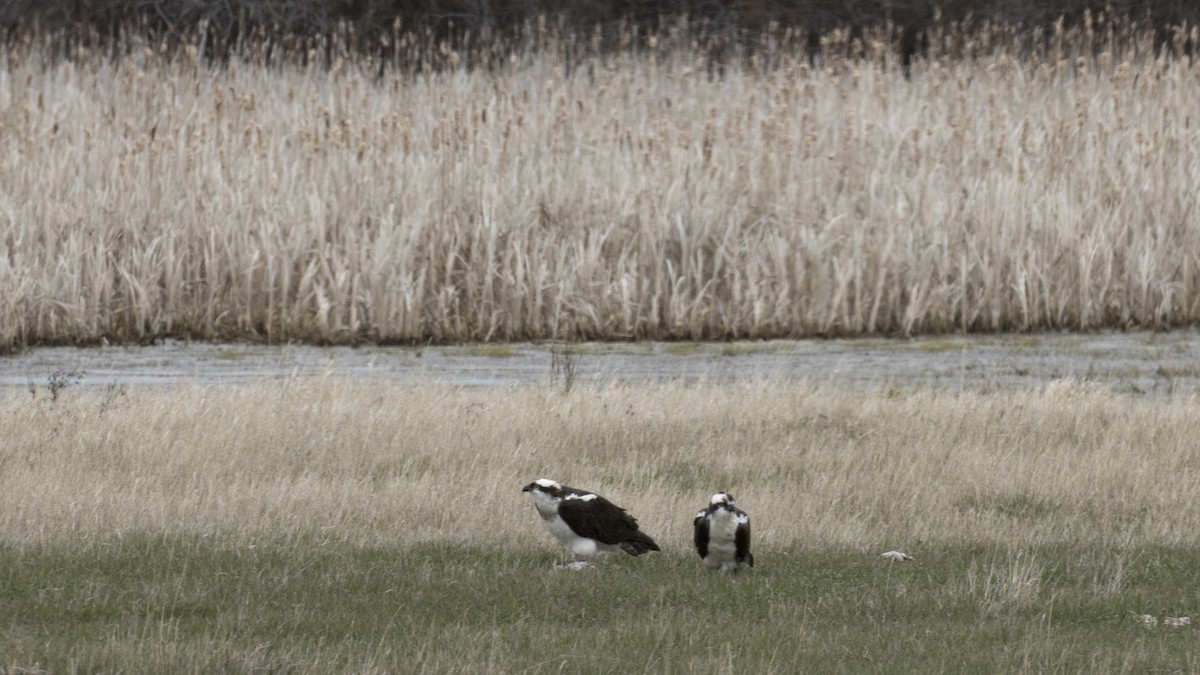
[522,484,534,493]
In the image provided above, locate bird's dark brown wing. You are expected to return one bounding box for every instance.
[694,511,711,559]
[557,495,640,544]
[735,514,753,567]
[557,494,659,554]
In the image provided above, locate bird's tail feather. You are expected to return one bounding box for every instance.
[619,533,661,556]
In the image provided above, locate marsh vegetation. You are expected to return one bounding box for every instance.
[3,15,1200,349]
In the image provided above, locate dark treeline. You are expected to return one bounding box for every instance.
[4,1,1199,55]
[7,0,1200,32]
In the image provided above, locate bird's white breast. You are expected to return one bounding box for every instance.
[709,509,740,544]
[531,489,561,519]
[541,513,575,542]
[703,509,742,569]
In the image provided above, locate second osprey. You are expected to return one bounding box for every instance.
[693,492,754,573]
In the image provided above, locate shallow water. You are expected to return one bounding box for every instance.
[3,332,1200,395]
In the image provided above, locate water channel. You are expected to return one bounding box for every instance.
[3,331,1199,395]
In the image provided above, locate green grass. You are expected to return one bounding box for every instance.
[718,341,799,356]
[2,536,1198,673]
[663,343,704,356]
[455,344,519,358]
[1006,336,1044,349]
[908,338,974,353]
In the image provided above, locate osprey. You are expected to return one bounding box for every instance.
[522,479,660,559]
[693,492,754,573]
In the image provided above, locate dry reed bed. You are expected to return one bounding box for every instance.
[3,379,1200,552]
[2,23,1200,346]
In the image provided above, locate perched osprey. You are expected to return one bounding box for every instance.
[522,479,660,559]
[693,492,754,574]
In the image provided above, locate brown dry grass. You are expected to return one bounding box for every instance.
[2,21,1199,348]
[4,379,1200,553]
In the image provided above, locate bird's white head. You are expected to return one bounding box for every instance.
[709,492,735,506]
[523,478,563,495]
[523,479,566,517]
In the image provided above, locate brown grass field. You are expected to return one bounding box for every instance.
[5,378,1200,551]
[2,19,1199,349]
